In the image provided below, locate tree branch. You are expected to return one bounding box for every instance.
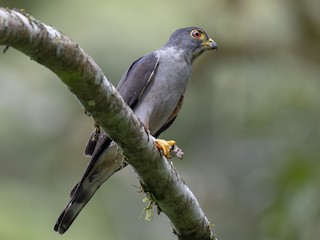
[0,8,215,240]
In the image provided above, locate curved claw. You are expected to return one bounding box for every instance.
[155,139,176,158]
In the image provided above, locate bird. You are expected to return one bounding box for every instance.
[54,27,218,234]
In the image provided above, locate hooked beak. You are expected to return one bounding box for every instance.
[202,38,218,51]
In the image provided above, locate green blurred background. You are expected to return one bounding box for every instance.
[1,0,320,239]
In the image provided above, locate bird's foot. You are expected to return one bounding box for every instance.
[155,139,176,159]
[92,122,101,141]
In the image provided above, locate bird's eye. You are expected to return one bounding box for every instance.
[190,29,202,39]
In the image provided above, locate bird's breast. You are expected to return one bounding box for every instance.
[133,49,192,134]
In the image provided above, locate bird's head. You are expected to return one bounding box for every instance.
[164,27,218,63]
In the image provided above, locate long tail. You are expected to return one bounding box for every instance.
[54,141,126,234]
[54,182,99,234]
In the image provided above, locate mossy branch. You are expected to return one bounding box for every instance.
[0,8,215,240]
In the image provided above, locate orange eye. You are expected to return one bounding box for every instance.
[191,29,202,39]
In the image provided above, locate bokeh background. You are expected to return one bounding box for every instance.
[1,0,320,240]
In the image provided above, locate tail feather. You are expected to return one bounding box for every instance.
[70,182,79,197]
[54,141,127,234]
[54,184,99,234]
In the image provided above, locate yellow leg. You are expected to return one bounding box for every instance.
[155,139,176,158]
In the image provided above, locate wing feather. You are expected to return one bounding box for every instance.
[117,52,159,107]
[82,52,159,183]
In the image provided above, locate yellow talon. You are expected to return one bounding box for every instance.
[155,139,176,158]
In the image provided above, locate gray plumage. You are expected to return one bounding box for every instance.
[54,27,217,234]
